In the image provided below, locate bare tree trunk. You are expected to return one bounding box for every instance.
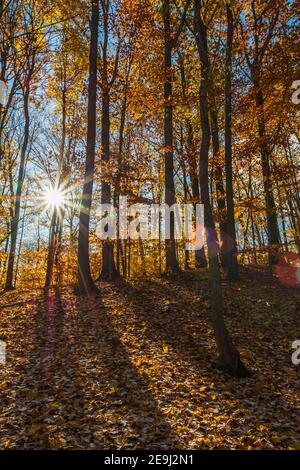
[45,210,58,288]
[185,122,208,268]
[5,83,30,290]
[77,0,99,294]
[224,3,239,281]
[115,92,127,275]
[179,129,190,270]
[194,0,250,377]
[276,180,288,252]
[186,124,207,267]
[45,76,67,289]
[178,55,207,267]
[100,89,118,279]
[123,240,127,277]
[14,195,28,287]
[128,237,131,277]
[163,0,180,274]
[252,69,280,267]
[139,237,146,275]
[209,105,227,266]
[98,0,119,280]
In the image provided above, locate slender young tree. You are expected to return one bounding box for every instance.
[209,99,227,266]
[193,0,250,377]
[99,0,120,280]
[5,27,37,290]
[224,1,239,280]
[77,0,99,294]
[178,52,207,267]
[45,50,67,289]
[163,0,180,273]
[240,1,281,267]
[162,0,190,274]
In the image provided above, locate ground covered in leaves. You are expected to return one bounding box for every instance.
[0,269,299,450]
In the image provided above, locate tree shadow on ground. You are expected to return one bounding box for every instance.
[109,274,214,371]
[5,274,300,449]
[13,288,92,448]
[13,287,179,449]
[106,275,299,448]
[70,290,179,449]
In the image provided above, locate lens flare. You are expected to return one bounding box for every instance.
[274,253,300,287]
[44,186,65,210]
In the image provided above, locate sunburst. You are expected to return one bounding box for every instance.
[43,185,65,210]
[37,180,73,221]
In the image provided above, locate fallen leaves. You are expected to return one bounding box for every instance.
[0,271,299,449]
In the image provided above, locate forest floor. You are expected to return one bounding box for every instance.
[0,268,299,450]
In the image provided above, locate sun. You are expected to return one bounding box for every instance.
[36,178,78,217]
[43,186,65,210]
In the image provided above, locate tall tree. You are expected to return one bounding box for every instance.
[77,0,99,294]
[193,0,250,376]
[224,0,239,280]
[5,2,41,290]
[178,52,207,267]
[163,0,180,273]
[99,0,120,280]
[240,0,281,267]
[162,0,189,274]
[45,44,68,289]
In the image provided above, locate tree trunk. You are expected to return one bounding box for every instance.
[224,3,239,280]
[45,78,67,289]
[115,92,127,275]
[163,0,180,274]
[180,131,190,270]
[252,69,280,267]
[178,56,207,267]
[209,105,227,266]
[14,195,28,287]
[186,122,207,267]
[45,210,58,288]
[76,0,99,295]
[99,90,118,279]
[5,84,30,290]
[193,0,250,377]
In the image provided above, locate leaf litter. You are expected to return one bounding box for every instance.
[0,270,299,449]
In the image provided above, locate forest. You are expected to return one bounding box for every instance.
[0,0,299,452]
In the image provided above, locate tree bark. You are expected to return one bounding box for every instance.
[5,82,30,290]
[99,0,118,280]
[45,74,67,289]
[163,0,180,274]
[178,57,207,267]
[252,70,280,267]
[193,0,250,377]
[99,89,118,279]
[115,91,127,275]
[77,0,99,294]
[209,105,227,266]
[224,3,239,280]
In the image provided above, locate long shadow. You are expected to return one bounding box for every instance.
[108,275,214,371]
[108,276,299,447]
[14,286,179,449]
[7,277,299,449]
[69,290,180,449]
[13,287,91,449]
